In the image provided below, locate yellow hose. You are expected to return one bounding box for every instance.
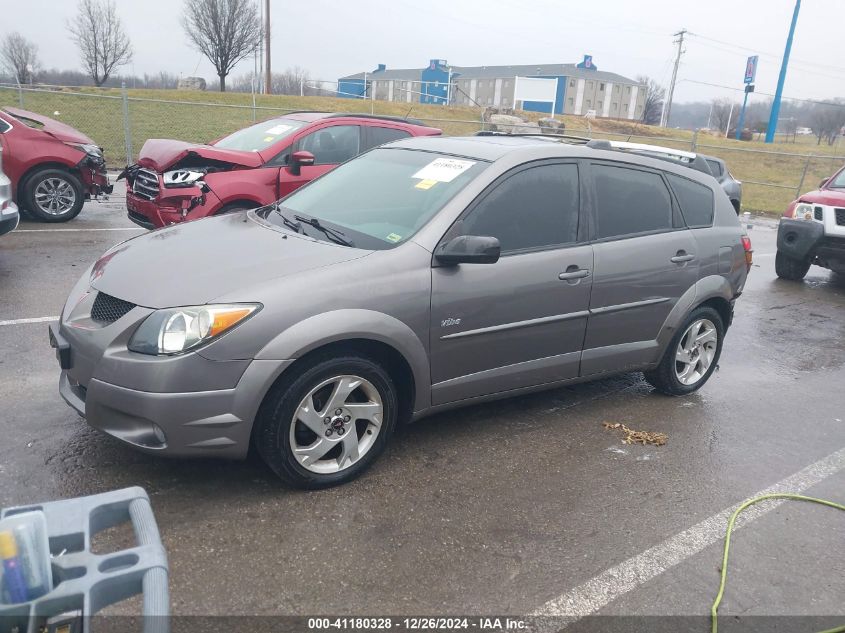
[711,493,845,633]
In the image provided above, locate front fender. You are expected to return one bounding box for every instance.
[255,309,431,412]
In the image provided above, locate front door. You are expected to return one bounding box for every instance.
[429,161,592,405]
[581,162,700,375]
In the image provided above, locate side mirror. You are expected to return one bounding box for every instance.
[819,177,830,189]
[434,235,500,266]
[287,150,315,176]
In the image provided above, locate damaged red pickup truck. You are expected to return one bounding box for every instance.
[120,112,441,229]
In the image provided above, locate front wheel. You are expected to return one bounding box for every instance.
[775,250,810,281]
[644,306,724,396]
[255,354,398,489]
[22,168,85,222]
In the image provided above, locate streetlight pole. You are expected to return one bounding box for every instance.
[263,0,271,95]
[765,0,801,143]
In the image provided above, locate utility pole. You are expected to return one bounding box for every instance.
[662,29,686,128]
[263,0,271,95]
[766,0,801,143]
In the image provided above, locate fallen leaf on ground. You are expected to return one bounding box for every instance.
[603,422,668,447]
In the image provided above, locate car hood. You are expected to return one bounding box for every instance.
[3,107,95,145]
[799,189,845,206]
[89,213,371,308]
[137,138,264,172]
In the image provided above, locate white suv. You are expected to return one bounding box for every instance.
[0,148,20,237]
[776,166,845,280]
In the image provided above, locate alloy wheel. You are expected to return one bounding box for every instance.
[289,375,384,474]
[34,177,77,216]
[674,318,718,386]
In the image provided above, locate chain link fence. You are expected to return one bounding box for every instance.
[1,84,843,214]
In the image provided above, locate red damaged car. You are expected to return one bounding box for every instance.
[0,107,112,222]
[121,112,441,229]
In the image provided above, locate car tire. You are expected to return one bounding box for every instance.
[644,305,724,396]
[22,168,85,222]
[775,250,810,281]
[255,353,398,489]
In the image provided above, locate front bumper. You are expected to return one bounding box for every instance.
[126,187,222,229]
[777,218,845,267]
[50,292,292,460]
[0,200,19,236]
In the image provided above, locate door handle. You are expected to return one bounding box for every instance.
[670,251,695,263]
[558,268,590,281]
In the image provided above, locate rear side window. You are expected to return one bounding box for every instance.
[463,163,579,253]
[593,164,673,239]
[365,126,411,150]
[706,159,723,178]
[666,173,715,228]
[0,119,10,133]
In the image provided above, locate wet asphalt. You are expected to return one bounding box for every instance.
[0,186,843,627]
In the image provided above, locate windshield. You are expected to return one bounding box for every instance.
[270,148,488,249]
[213,118,305,151]
[829,169,845,188]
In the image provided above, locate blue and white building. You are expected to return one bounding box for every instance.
[337,56,647,119]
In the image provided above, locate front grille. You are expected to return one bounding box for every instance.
[132,168,160,200]
[90,292,136,324]
[814,206,824,221]
[835,208,845,226]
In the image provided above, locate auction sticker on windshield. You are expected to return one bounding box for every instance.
[413,158,476,183]
[265,124,293,135]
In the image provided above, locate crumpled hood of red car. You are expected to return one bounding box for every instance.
[137,138,264,172]
[3,107,95,145]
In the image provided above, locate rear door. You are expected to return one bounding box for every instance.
[429,160,593,405]
[581,162,699,375]
[277,124,361,197]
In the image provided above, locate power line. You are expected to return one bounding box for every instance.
[677,78,845,108]
[661,29,687,127]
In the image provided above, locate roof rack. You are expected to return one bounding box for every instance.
[474,131,593,144]
[326,113,428,126]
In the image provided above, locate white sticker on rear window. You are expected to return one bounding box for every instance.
[412,158,476,183]
[265,124,293,135]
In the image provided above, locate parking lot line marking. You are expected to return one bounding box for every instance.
[0,316,59,326]
[533,446,845,620]
[13,228,143,233]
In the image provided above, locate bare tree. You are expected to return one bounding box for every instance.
[710,98,738,133]
[181,0,261,92]
[272,67,312,95]
[67,0,133,87]
[808,100,845,145]
[636,75,665,126]
[0,32,40,84]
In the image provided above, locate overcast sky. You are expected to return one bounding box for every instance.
[3,0,844,106]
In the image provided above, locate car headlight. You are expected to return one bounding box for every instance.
[793,202,815,220]
[163,169,206,188]
[128,304,260,355]
[67,142,104,162]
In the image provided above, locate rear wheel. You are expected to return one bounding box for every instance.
[255,354,398,489]
[22,168,85,222]
[775,250,810,281]
[644,306,724,396]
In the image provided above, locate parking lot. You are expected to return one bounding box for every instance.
[1,185,844,629]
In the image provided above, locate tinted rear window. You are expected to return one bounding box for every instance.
[593,165,673,239]
[666,173,715,228]
[366,126,411,150]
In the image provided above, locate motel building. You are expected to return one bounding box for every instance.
[337,56,646,120]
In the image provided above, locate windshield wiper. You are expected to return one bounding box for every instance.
[271,202,303,234]
[294,214,354,247]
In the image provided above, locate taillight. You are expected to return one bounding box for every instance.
[741,235,753,270]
